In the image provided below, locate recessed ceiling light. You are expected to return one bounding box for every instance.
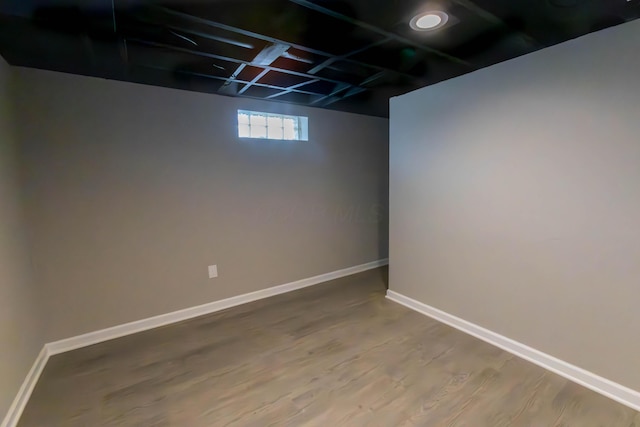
[410,11,449,31]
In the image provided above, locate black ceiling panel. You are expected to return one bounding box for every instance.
[239,85,285,98]
[301,79,338,95]
[273,91,320,104]
[0,0,638,117]
[258,70,310,87]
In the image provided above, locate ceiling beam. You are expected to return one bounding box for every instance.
[165,25,255,49]
[137,64,326,106]
[343,86,367,98]
[322,87,366,107]
[219,63,246,94]
[289,0,471,67]
[252,43,289,65]
[232,43,289,95]
[311,82,350,105]
[136,63,326,97]
[149,6,428,85]
[308,37,391,75]
[307,57,336,75]
[360,71,387,87]
[281,51,313,64]
[128,38,361,89]
[265,79,320,99]
[238,69,270,94]
[322,71,393,107]
[129,13,256,49]
[153,6,324,55]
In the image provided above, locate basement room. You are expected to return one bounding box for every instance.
[1,0,639,425]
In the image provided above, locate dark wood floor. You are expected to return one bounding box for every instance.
[19,267,640,426]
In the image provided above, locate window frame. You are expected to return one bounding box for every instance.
[237,109,309,141]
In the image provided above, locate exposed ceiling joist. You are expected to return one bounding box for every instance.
[139,64,324,107]
[0,0,628,117]
[323,85,369,107]
[251,43,289,66]
[138,64,324,97]
[152,6,427,86]
[312,82,351,105]
[219,63,246,94]
[131,13,257,49]
[266,78,321,99]
[281,51,313,64]
[308,37,391,75]
[360,71,387,87]
[228,43,289,95]
[128,38,365,88]
[165,25,255,50]
[238,68,270,94]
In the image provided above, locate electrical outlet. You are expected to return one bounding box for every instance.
[208,264,218,279]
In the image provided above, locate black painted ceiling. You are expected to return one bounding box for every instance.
[0,0,638,117]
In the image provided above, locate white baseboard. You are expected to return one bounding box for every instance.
[2,259,388,427]
[0,347,50,427]
[386,290,640,413]
[46,259,389,356]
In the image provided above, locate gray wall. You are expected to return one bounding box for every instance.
[390,19,640,392]
[14,68,389,342]
[0,58,42,418]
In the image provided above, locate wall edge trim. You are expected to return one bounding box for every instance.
[46,259,389,355]
[2,259,389,426]
[386,290,640,413]
[1,346,50,427]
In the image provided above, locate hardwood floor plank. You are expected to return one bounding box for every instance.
[17,267,640,426]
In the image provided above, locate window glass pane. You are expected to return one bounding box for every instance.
[268,125,284,140]
[267,116,283,139]
[250,114,267,127]
[237,110,307,141]
[267,116,283,129]
[250,125,267,139]
[238,113,250,125]
[283,118,297,140]
[238,124,251,138]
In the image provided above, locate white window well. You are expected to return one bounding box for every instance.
[237,110,308,141]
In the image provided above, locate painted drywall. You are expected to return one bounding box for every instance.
[0,58,42,418]
[390,19,640,392]
[14,68,389,342]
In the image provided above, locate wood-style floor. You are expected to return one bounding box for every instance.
[19,267,639,426]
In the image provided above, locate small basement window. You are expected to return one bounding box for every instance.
[237,110,308,141]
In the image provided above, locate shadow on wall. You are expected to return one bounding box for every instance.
[378,132,390,263]
[377,265,389,289]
